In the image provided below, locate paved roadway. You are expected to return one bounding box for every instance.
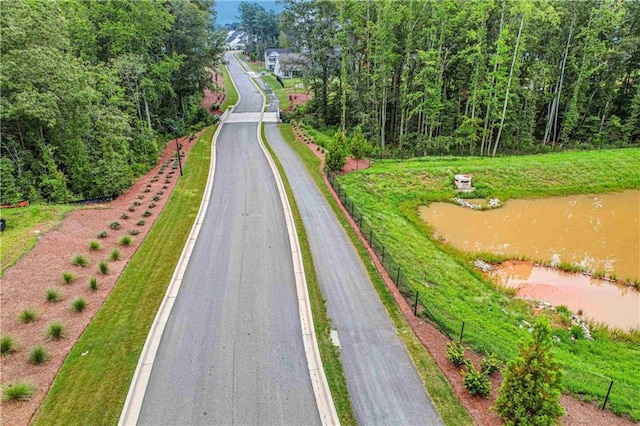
[257,70,443,423]
[138,53,321,425]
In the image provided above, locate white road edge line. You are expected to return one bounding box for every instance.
[235,53,340,426]
[118,61,240,426]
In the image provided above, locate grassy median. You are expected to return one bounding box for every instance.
[32,126,216,425]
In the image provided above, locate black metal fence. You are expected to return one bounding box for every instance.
[326,169,453,341]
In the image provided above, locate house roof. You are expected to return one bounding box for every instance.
[276,53,307,72]
[265,48,292,57]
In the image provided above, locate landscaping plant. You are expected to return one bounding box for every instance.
[18,308,38,324]
[45,287,62,303]
[446,341,467,367]
[462,361,492,397]
[70,297,87,313]
[28,345,50,365]
[1,333,17,358]
[71,254,88,267]
[46,321,65,340]
[2,381,36,402]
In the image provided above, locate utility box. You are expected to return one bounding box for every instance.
[454,174,475,192]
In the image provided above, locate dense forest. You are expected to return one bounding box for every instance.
[1,0,223,204]
[276,0,640,156]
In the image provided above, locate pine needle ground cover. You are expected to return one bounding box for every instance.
[337,148,640,421]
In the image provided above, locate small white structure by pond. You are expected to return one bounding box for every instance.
[454,174,475,192]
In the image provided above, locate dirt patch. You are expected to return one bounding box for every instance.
[0,133,201,426]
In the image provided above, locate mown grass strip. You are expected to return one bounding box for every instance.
[338,148,640,421]
[32,126,215,426]
[261,123,357,425]
[220,63,238,111]
[275,123,472,425]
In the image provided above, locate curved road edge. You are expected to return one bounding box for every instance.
[236,52,339,426]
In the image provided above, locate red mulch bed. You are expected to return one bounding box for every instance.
[203,68,226,116]
[0,133,200,426]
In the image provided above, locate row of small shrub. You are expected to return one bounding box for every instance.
[446,341,500,397]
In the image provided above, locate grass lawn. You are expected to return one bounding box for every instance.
[32,126,215,426]
[276,123,473,425]
[220,63,238,111]
[0,204,75,275]
[337,148,640,421]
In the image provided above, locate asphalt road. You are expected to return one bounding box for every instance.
[263,93,442,423]
[137,54,321,425]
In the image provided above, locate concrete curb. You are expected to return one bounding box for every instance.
[234,53,340,426]
[118,62,234,425]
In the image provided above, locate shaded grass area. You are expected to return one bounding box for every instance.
[0,204,75,275]
[220,63,238,111]
[277,123,472,425]
[261,124,357,425]
[337,148,640,421]
[32,126,215,426]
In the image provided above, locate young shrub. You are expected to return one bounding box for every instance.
[156,191,164,196]
[62,271,75,284]
[2,381,36,401]
[142,210,152,217]
[97,230,108,239]
[72,254,88,267]
[480,352,501,375]
[494,317,563,425]
[162,185,168,189]
[109,221,121,230]
[46,320,65,340]
[148,202,156,209]
[0,334,17,358]
[446,341,467,367]
[28,345,50,365]
[325,130,348,172]
[146,184,152,188]
[350,126,371,159]
[144,188,151,193]
[88,276,98,291]
[18,308,38,324]
[463,363,492,397]
[109,248,121,261]
[88,240,102,251]
[137,219,145,226]
[70,297,87,313]
[98,261,109,275]
[120,213,129,220]
[119,235,132,247]
[128,206,136,212]
[128,229,139,236]
[45,287,62,303]
[137,195,144,200]
[133,200,141,206]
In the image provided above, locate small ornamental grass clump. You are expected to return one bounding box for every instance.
[70,297,87,313]
[46,321,65,340]
[128,229,139,236]
[137,219,145,226]
[98,261,109,275]
[62,271,75,284]
[2,381,36,402]
[18,308,38,324]
[72,254,88,267]
[109,249,121,261]
[148,202,156,209]
[1,334,17,358]
[118,235,132,247]
[88,240,102,251]
[142,210,152,217]
[110,221,121,230]
[97,230,108,238]
[120,213,129,220]
[88,276,98,291]
[28,345,50,365]
[45,287,62,303]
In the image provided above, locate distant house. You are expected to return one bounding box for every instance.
[225,31,246,50]
[264,48,292,72]
[274,53,306,79]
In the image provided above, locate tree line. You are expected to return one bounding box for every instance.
[1,0,223,204]
[278,0,640,157]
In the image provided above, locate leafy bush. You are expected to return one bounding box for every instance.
[1,334,17,358]
[142,210,152,217]
[62,271,75,284]
[119,235,132,246]
[98,261,109,275]
[462,363,492,397]
[88,276,98,291]
[28,345,50,365]
[148,202,156,208]
[120,213,129,220]
[137,219,145,226]
[2,381,36,401]
[18,308,38,324]
[133,200,141,206]
[88,240,102,251]
[152,195,160,201]
[72,254,88,267]
[109,221,121,230]
[128,229,139,236]
[570,325,585,340]
[70,297,87,313]
[494,318,563,425]
[326,131,348,172]
[97,230,108,238]
[128,206,136,212]
[446,341,467,367]
[350,126,371,159]
[109,249,121,261]
[45,287,62,303]
[46,320,65,340]
[480,352,502,375]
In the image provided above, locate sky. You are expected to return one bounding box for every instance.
[214,1,284,27]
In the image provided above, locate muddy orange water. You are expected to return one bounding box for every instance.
[419,191,640,280]
[492,262,639,330]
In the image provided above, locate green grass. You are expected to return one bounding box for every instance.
[1,333,17,358]
[18,308,38,324]
[275,123,472,425]
[32,126,215,426]
[0,204,75,275]
[2,381,36,401]
[28,345,50,365]
[46,320,65,341]
[220,63,238,111]
[337,148,640,421]
[262,75,306,110]
[261,124,357,425]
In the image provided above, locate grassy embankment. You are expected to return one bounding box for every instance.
[32,126,216,425]
[219,62,238,111]
[274,123,473,425]
[0,205,75,276]
[260,124,357,425]
[336,149,640,421]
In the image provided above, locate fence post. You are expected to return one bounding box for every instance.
[381,245,385,263]
[601,380,614,410]
[396,268,401,286]
[359,215,363,228]
[413,291,419,316]
[369,229,373,245]
[459,321,465,344]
